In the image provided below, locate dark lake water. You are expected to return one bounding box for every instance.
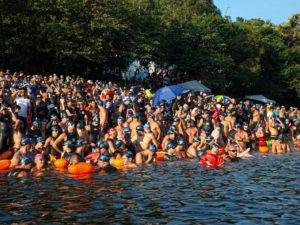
[1,152,300,224]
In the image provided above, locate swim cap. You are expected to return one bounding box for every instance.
[173,117,180,122]
[216,122,222,127]
[99,142,109,150]
[114,140,124,149]
[122,151,134,158]
[148,144,157,153]
[20,156,33,166]
[178,139,186,146]
[33,120,40,127]
[182,110,188,114]
[123,127,131,133]
[170,125,178,131]
[167,141,177,149]
[96,140,103,148]
[36,137,45,144]
[51,125,60,132]
[186,118,193,123]
[278,134,284,140]
[193,136,201,143]
[235,123,242,129]
[21,137,31,146]
[149,114,155,119]
[76,139,86,147]
[66,121,75,127]
[98,153,110,162]
[62,113,68,119]
[50,114,58,120]
[209,143,219,149]
[94,117,100,123]
[230,142,238,147]
[144,123,151,129]
[197,150,206,159]
[167,130,174,135]
[205,136,214,142]
[76,123,84,129]
[136,125,144,131]
[118,116,124,121]
[64,140,73,147]
[133,113,140,118]
[243,122,248,126]
[257,123,263,128]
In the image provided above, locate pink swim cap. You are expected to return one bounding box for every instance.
[34,154,43,163]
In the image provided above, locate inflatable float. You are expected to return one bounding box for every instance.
[68,162,94,175]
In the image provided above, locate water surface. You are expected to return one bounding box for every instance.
[1,152,300,224]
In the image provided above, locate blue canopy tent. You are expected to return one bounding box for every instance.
[178,80,211,93]
[245,95,276,105]
[153,85,188,106]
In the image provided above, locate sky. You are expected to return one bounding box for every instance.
[214,0,300,24]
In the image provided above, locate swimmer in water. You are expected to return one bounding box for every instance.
[135,144,157,164]
[97,153,118,173]
[186,136,201,158]
[224,142,240,163]
[272,134,291,154]
[7,156,33,178]
[122,151,137,168]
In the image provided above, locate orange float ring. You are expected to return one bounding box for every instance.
[0,150,14,160]
[200,154,224,168]
[259,146,270,154]
[113,158,124,170]
[0,159,11,170]
[218,147,225,155]
[155,151,165,162]
[54,158,69,168]
[68,162,94,175]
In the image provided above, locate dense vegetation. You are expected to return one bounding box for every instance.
[0,0,299,105]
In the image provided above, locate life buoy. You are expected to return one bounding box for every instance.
[113,158,124,170]
[259,146,270,154]
[155,150,165,162]
[0,150,13,160]
[54,158,69,168]
[68,162,94,175]
[218,147,225,155]
[0,159,11,170]
[200,154,224,168]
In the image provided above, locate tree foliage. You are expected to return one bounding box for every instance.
[0,0,299,105]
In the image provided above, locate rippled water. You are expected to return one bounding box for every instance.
[1,151,300,224]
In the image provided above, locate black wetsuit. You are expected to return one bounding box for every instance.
[27,128,42,140]
[0,113,12,153]
[90,125,100,144]
[102,165,118,173]
[6,168,29,177]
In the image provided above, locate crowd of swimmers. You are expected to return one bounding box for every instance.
[0,69,298,178]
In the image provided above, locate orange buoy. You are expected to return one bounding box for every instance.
[54,158,69,168]
[259,146,270,154]
[218,147,225,155]
[68,162,94,175]
[0,160,11,170]
[155,151,165,162]
[113,158,124,170]
[0,150,14,160]
[200,154,224,168]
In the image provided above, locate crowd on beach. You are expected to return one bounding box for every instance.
[0,69,298,178]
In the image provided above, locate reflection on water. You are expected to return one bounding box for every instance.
[1,153,300,224]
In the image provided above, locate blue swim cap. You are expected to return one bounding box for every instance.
[99,142,109,150]
[118,116,124,121]
[167,130,174,135]
[114,140,124,149]
[148,144,157,153]
[278,134,284,140]
[21,137,31,146]
[50,114,58,120]
[66,121,75,127]
[28,137,36,145]
[209,143,219,149]
[51,125,60,132]
[20,156,33,166]
[144,123,151,129]
[122,151,134,158]
[174,117,180,122]
[64,140,73,147]
[167,141,177,149]
[124,127,131,133]
[36,137,45,144]
[76,123,84,129]
[98,153,110,162]
[149,114,155,119]
[197,150,206,159]
[170,125,178,131]
[96,140,103,148]
[178,139,186,146]
[136,125,144,131]
[33,120,40,127]
[62,113,68,119]
[76,138,86,147]
[186,118,194,123]
[133,113,140,118]
[205,136,214,142]
[193,136,201,143]
[94,117,100,123]
[235,123,242,129]
[182,110,188,114]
